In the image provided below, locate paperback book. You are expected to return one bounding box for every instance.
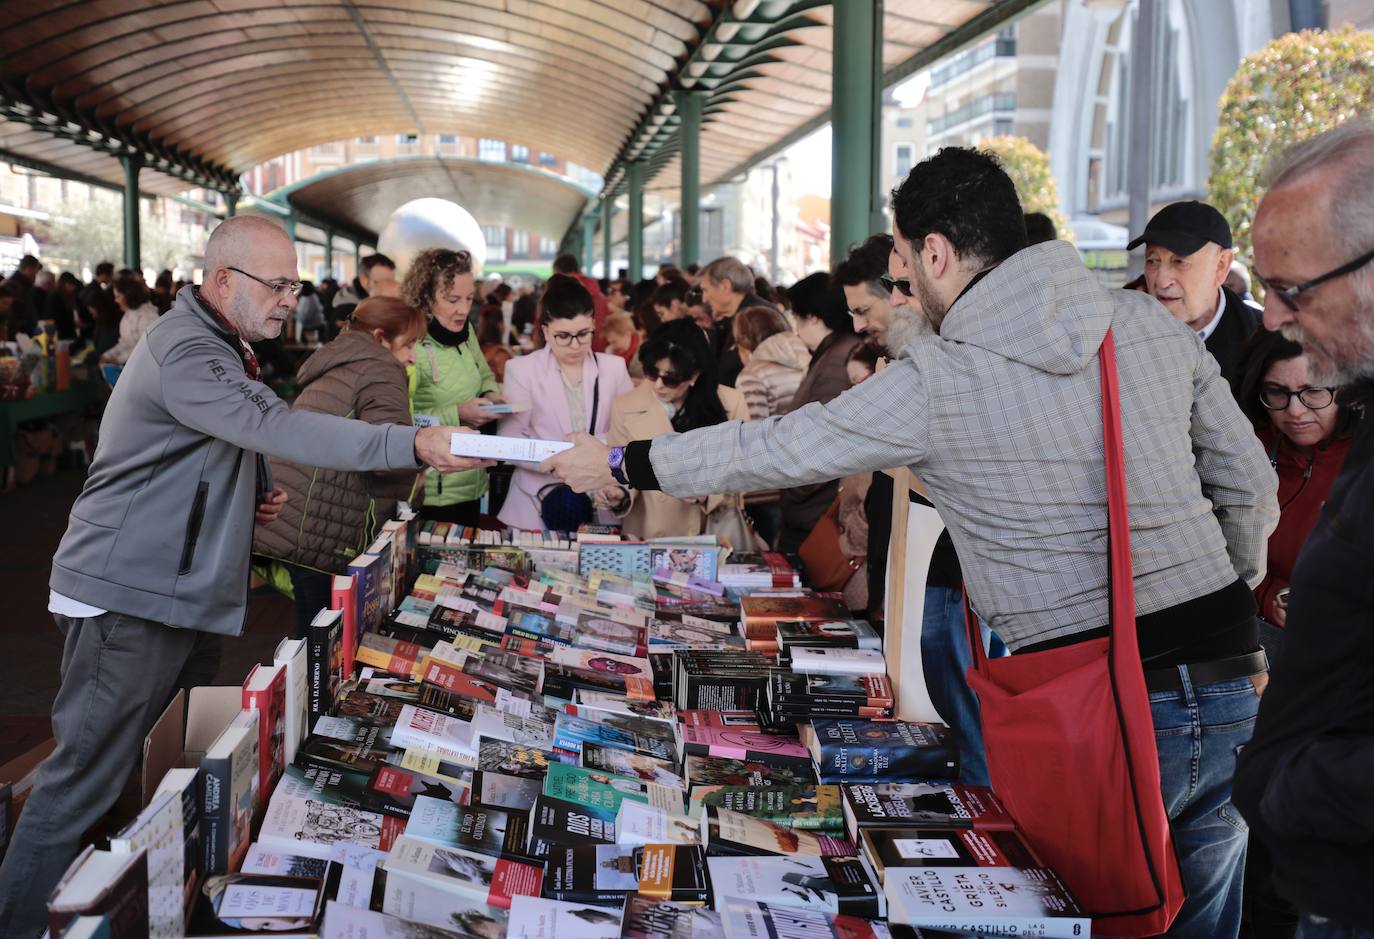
[381,834,543,910]
[705,855,885,918]
[679,726,811,768]
[806,721,958,782]
[400,795,534,863]
[840,783,1014,838]
[620,895,723,939]
[542,844,709,906]
[692,785,844,831]
[527,795,618,855]
[859,827,1040,885]
[685,755,817,791]
[884,865,1088,937]
[700,807,857,858]
[506,894,624,939]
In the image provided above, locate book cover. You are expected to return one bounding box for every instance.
[769,673,895,708]
[467,771,543,810]
[463,648,544,698]
[543,763,681,813]
[108,788,186,938]
[506,895,625,939]
[693,785,844,831]
[151,767,202,916]
[884,866,1088,937]
[685,755,817,791]
[680,727,810,768]
[389,704,475,761]
[840,783,1014,837]
[540,662,647,703]
[701,807,856,858]
[613,800,699,847]
[470,705,558,750]
[860,828,1040,884]
[543,844,709,906]
[676,710,765,731]
[273,637,309,768]
[572,688,678,722]
[373,866,512,936]
[580,743,685,790]
[347,549,391,649]
[806,721,957,783]
[776,619,882,651]
[705,855,884,918]
[381,834,543,910]
[242,662,287,808]
[740,596,849,639]
[553,713,677,761]
[719,900,893,939]
[621,895,723,939]
[201,709,259,877]
[307,608,344,719]
[573,612,648,657]
[188,871,323,935]
[546,648,656,701]
[478,739,569,778]
[354,632,428,677]
[47,846,149,939]
[258,777,404,860]
[528,795,618,854]
[240,844,332,879]
[296,729,396,778]
[649,545,720,581]
[320,901,480,939]
[577,542,651,577]
[790,648,887,677]
[401,795,533,864]
[330,574,360,678]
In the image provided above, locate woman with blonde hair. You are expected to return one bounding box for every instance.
[254,296,427,636]
[404,248,504,525]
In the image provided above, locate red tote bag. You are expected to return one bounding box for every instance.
[963,329,1186,937]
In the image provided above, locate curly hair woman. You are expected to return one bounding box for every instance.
[404,248,504,525]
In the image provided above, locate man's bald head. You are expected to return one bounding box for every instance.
[201,215,299,341]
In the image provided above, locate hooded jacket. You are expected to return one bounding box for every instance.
[736,330,809,421]
[253,330,419,572]
[49,287,420,637]
[638,241,1278,651]
[409,324,500,506]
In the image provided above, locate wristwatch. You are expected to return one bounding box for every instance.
[608,446,629,486]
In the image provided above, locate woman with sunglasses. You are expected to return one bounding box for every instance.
[497,275,633,531]
[1237,329,1362,635]
[404,248,504,526]
[598,318,750,539]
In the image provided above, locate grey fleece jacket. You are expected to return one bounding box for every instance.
[50,287,421,636]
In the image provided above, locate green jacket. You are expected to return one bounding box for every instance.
[409,328,499,506]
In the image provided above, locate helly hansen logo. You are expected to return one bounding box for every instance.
[209,357,268,413]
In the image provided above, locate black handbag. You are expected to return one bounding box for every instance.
[538,368,599,530]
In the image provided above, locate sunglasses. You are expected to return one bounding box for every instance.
[1253,245,1374,312]
[880,274,914,298]
[643,365,689,388]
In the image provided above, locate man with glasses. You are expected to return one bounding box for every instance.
[1234,117,1374,939]
[1130,200,1262,387]
[0,215,487,938]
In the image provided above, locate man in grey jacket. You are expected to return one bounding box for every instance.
[548,148,1278,937]
[0,216,484,937]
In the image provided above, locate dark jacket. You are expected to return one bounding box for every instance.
[1206,286,1263,387]
[716,292,776,388]
[1233,397,1374,926]
[253,330,419,573]
[330,278,367,323]
[778,330,862,548]
[49,287,420,637]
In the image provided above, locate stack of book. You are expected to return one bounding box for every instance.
[47,519,1091,939]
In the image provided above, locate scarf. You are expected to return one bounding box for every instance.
[194,287,261,381]
[428,315,470,349]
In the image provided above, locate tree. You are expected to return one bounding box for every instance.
[1208,26,1374,259]
[978,135,1073,244]
[38,193,199,275]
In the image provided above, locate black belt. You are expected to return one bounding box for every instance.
[1143,650,1269,693]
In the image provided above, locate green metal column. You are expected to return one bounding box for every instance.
[581,214,597,274]
[674,89,703,268]
[601,198,614,279]
[119,153,142,271]
[354,240,362,273]
[324,228,335,280]
[627,161,644,281]
[284,213,298,244]
[223,190,239,217]
[830,0,883,264]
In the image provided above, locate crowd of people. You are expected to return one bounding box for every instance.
[0,116,1371,939]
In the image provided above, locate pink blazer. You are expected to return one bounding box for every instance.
[497,347,634,530]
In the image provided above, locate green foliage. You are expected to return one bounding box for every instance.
[1208,26,1374,259]
[978,135,1073,244]
[38,194,198,274]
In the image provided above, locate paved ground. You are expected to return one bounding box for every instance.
[0,467,291,767]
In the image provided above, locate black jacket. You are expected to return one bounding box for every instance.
[1205,286,1262,387]
[715,292,776,388]
[1233,391,1374,926]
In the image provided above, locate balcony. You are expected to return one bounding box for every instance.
[928,35,1017,90]
[927,93,1016,136]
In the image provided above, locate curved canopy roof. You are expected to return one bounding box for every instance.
[0,0,1043,241]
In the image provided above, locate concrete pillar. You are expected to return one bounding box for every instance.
[119,153,142,271]
[627,161,645,281]
[675,89,704,268]
[830,0,883,264]
[601,198,614,279]
[1127,0,1155,279]
[324,229,335,280]
[581,214,597,274]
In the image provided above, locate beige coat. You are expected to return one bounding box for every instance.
[736,330,809,421]
[607,381,751,539]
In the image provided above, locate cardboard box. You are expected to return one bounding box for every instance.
[140,686,242,807]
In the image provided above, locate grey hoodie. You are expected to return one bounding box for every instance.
[50,287,420,636]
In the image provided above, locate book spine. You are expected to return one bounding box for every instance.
[307,628,326,718]
[200,755,230,875]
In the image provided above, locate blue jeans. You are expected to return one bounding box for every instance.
[920,584,1001,787]
[1297,915,1374,939]
[1150,671,1261,939]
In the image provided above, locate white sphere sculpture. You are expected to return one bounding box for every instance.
[376,198,487,280]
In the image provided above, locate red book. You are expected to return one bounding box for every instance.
[420,658,500,704]
[331,574,359,676]
[241,663,286,803]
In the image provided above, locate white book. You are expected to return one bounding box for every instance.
[321,898,475,938]
[721,900,892,939]
[789,647,888,676]
[884,866,1089,937]
[240,843,331,879]
[108,789,184,938]
[470,704,557,749]
[508,895,625,938]
[381,835,541,909]
[274,637,309,767]
[615,800,700,846]
[376,864,511,935]
[449,433,572,464]
[390,705,475,760]
[258,776,396,860]
[706,855,885,917]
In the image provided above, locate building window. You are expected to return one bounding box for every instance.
[512,230,529,256]
[438,134,458,145]
[994,118,1014,136]
[896,116,914,128]
[894,144,914,178]
[511,145,529,161]
[482,225,507,263]
[538,152,557,166]
[479,139,507,162]
[398,134,419,145]
[540,237,559,256]
[358,136,378,145]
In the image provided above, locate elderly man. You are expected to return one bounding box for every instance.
[0,216,483,938]
[699,255,775,387]
[1131,200,1262,385]
[1234,118,1374,939]
[549,146,1277,938]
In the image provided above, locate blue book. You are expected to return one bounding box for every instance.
[552,713,676,761]
[807,720,959,783]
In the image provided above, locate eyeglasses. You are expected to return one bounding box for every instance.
[228,267,303,298]
[880,274,914,298]
[643,366,689,388]
[549,328,594,347]
[1253,245,1374,312]
[1259,384,1336,411]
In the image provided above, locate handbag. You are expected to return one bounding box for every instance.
[539,368,600,530]
[703,500,767,554]
[962,329,1186,937]
[798,495,862,592]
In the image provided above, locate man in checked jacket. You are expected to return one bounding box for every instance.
[547,147,1278,938]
